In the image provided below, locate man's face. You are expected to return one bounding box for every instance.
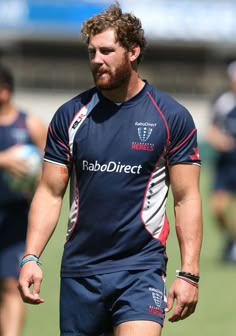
[0,85,10,106]
[88,29,132,90]
[231,76,236,93]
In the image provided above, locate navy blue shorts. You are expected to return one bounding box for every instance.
[0,202,29,279]
[0,241,25,279]
[60,269,167,336]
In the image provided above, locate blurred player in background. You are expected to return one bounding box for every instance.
[0,63,47,336]
[18,3,203,336]
[205,60,236,262]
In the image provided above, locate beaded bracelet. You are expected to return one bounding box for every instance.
[20,255,42,268]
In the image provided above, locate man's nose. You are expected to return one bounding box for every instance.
[94,51,105,64]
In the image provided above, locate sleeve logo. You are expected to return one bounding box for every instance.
[189,147,201,160]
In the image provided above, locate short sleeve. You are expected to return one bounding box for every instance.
[167,107,201,165]
[44,104,71,166]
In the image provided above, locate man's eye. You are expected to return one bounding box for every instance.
[101,49,113,55]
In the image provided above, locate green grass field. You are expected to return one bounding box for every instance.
[22,164,236,335]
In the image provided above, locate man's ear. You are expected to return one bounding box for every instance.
[129,44,141,62]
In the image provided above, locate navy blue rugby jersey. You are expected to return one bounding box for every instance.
[212,92,236,167]
[226,106,236,139]
[0,111,34,204]
[219,105,236,167]
[45,82,201,277]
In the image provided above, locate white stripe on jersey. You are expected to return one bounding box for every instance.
[68,93,100,154]
[67,93,100,238]
[141,157,168,239]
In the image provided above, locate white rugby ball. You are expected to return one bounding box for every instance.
[4,144,43,192]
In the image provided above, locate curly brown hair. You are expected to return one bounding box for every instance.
[81,2,147,64]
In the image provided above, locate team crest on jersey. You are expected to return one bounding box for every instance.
[131,122,155,151]
[11,129,28,142]
[138,127,153,142]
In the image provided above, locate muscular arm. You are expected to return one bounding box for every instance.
[24,161,69,257]
[170,163,202,275]
[166,163,203,322]
[18,161,69,304]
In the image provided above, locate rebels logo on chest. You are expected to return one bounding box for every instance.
[131,121,157,152]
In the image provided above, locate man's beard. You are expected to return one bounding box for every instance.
[92,55,131,91]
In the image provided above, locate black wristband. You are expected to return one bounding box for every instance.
[176,270,200,283]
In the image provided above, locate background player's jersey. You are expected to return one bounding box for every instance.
[211,91,236,167]
[222,105,236,169]
[212,91,236,128]
[45,82,201,277]
[0,111,34,204]
[225,106,236,139]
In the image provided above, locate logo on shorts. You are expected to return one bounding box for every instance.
[148,287,164,316]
